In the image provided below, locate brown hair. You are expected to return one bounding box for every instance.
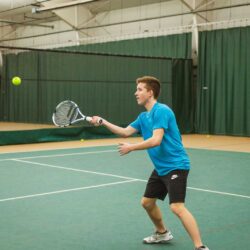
[136,76,161,99]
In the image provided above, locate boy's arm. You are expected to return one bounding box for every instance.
[91,116,137,138]
[118,128,164,155]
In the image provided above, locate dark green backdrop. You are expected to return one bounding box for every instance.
[1,27,249,138]
[0,50,193,134]
[196,27,250,136]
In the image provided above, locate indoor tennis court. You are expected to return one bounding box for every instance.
[0,137,250,250]
[0,1,250,250]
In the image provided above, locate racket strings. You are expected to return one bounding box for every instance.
[54,102,78,126]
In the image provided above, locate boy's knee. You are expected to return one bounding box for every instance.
[170,203,185,217]
[141,197,156,210]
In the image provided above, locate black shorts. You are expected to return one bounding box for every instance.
[143,169,189,204]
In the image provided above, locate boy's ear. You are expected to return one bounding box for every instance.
[149,89,154,97]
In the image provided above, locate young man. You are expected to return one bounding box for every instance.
[90,76,209,250]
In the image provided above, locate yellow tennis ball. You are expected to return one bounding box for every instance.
[12,76,22,86]
[80,139,84,142]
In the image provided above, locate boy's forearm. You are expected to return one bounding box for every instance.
[102,119,127,137]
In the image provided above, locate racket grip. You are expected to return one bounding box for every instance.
[86,116,103,125]
[86,117,92,122]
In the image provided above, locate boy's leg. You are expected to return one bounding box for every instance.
[141,197,167,233]
[170,203,203,248]
[141,197,174,244]
[142,170,169,232]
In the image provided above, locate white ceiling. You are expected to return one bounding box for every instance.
[1,0,248,28]
[0,0,250,49]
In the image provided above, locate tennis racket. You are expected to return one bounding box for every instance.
[52,100,102,127]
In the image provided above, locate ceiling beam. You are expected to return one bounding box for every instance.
[195,0,215,11]
[180,0,209,22]
[32,0,99,13]
[0,19,54,28]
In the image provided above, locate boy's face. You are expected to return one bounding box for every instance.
[134,82,153,106]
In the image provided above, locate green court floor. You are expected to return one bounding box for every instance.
[0,146,249,250]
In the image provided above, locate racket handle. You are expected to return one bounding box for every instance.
[86,116,103,125]
[86,117,92,122]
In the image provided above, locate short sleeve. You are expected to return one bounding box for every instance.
[129,115,141,133]
[152,107,170,131]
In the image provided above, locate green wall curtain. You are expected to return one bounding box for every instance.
[0,33,193,134]
[72,33,192,59]
[196,27,250,136]
[0,52,39,122]
[172,59,194,133]
[0,52,173,125]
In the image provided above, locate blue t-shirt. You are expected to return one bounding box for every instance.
[130,102,190,176]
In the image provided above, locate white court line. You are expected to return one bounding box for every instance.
[0,143,117,155]
[187,187,250,199]
[12,159,139,181]
[0,149,117,162]
[10,159,250,200]
[0,179,138,203]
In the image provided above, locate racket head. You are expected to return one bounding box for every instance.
[52,100,79,127]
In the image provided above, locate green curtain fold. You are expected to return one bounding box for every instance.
[172,59,194,133]
[196,27,250,136]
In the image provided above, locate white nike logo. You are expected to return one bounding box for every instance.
[171,174,178,180]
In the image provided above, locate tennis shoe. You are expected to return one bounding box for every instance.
[143,230,173,244]
[195,246,209,250]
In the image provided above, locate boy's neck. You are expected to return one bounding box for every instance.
[145,99,157,111]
